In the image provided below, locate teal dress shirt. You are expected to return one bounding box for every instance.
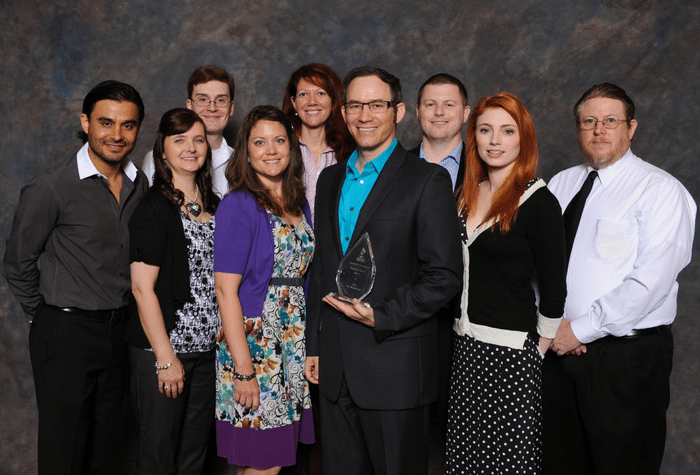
[338,139,398,253]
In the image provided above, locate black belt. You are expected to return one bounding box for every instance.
[269,277,304,287]
[603,324,671,341]
[47,305,127,322]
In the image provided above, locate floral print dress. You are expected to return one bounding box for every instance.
[216,212,315,430]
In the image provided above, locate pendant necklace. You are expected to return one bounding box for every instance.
[184,186,201,217]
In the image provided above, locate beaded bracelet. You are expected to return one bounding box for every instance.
[233,370,255,381]
[155,355,175,375]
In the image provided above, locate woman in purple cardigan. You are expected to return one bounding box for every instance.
[214,105,314,474]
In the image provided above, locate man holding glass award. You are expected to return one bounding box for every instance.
[305,66,463,475]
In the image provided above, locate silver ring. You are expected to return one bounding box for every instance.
[165,386,170,390]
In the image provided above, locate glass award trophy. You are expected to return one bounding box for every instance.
[330,232,376,303]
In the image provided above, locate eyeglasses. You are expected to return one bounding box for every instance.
[578,117,630,130]
[190,96,231,108]
[344,100,393,115]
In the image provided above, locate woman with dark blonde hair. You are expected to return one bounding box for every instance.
[282,63,354,219]
[446,92,567,474]
[127,108,220,474]
[214,105,314,474]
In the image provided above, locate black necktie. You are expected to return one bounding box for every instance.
[563,170,598,262]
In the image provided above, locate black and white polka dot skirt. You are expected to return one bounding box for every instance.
[446,334,543,474]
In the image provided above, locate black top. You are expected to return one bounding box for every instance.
[466,185,566,333]
[126,191,197,348]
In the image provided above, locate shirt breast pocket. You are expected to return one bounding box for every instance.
[595,218,637,259]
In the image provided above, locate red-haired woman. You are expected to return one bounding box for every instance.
[446,92,567,474]
[282,63,354,220]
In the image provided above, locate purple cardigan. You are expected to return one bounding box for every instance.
[214,190,312,319]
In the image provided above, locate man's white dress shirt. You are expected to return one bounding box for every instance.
[548,149,696,344]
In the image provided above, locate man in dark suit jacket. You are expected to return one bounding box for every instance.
[409,73,470,444]
[305,66,463,475]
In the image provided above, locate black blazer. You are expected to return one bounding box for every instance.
[307,143,463,410]
[409,140,466,194]
[409,141,466,326]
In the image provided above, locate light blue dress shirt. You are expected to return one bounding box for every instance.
[418,141,462,191]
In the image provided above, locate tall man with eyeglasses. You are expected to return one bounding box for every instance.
[142,65,234,197]
[306,66,463,475]
[542,83,696,474]
[3,80,148,474]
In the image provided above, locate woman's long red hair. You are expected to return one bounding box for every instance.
[456,92,538,234]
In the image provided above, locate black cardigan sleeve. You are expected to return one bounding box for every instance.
[528,187,567,321]
[125,191,191,349]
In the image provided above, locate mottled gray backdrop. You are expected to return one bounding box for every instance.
[1,0,698,473]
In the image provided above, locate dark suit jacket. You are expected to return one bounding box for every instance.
[307,143,463,411]
[409,140,466,194]
[410,140,466,329]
